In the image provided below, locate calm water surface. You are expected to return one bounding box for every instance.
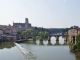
[0,37,80,60]
[0,42,25,60]
[19,37,80,60]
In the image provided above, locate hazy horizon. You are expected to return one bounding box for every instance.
[0,0,80,28]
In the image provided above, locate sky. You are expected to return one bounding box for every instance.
[0,0,80,28]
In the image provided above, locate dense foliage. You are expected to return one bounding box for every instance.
[62,25,79,35]
[21,27,49,35]
[70,25,79,29]
[73,34,80,50]
[62,28,69,35]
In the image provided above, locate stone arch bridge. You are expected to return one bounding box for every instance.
[16,34,68,41]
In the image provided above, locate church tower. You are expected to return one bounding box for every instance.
[25,18,29,28]
[25,18,29,24]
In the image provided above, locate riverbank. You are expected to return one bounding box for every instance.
[14,42,39,60]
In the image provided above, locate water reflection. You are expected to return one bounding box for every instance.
[59,36,64,44]
[39,41,44,45]
[18,36,80,60]
[0,42,15,49]
[75,51,80,60]
[33,41,36,44]
[69,45,80,60]
[54,40,60,45]
[20,40,68,46]
[18,40,76,60]
[0,42,25,60]
[47,41,52,45]
[63,40,67,45]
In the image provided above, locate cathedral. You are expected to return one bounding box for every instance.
[13,18,32,28]
[0,18,32,35]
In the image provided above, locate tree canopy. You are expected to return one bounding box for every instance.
[21,28,49,35]
[70,25,79,29]
[76,34,80,44]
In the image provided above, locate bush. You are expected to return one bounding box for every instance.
[73,44,77,50]
[67,39,72,44]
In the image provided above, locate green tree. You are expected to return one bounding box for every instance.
[70,25,79,29]
[21,31,26,35]
[73,34,80,50]
[62,28,69,35]
[76,34,80,44]
[44,31,49,35]
[39,32,44,35]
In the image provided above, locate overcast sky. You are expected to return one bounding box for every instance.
[0,0,80,28]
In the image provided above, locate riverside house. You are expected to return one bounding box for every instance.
[68,28,80,43]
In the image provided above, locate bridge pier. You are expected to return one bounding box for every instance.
[39,36,43,41]
[25,35,28,40]
[48,36,51,41]
[55,36,59,41]
[64,36,67,41]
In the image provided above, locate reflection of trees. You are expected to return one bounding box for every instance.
[0,42,15,49]
[69,45,80,60]
[33,41,36,44]
[21,41,37,45]
[69,45,74,52]
[63,41,67,45]
[47,41,52,45]
[39,41,44,45]
[75,51,80,60]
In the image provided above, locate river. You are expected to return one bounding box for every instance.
[0,42,25,60]
[0,37,80,60]
[18,37,80,60]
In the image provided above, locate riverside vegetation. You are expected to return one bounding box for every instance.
[73,34,80,51]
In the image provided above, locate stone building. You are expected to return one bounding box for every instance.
[0,18,32,35]
[0,25,19,35]
[13,18,32,29]
[68,28,80,43]
[0,29,3,35]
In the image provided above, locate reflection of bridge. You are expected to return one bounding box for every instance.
[16,34,68,42]
[22,40,68,46]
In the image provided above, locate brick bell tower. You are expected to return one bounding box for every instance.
[25,18,29,28]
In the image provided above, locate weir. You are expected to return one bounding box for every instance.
[14,43,39,60]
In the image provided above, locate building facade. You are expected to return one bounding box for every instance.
[13,18,32,29]
[0,29,3,35]
[68,28,80,43]
[0,18,32,35]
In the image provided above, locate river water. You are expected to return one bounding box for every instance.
[0,42,25,60]
[0,37,80,60]
[19,37,80,60]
